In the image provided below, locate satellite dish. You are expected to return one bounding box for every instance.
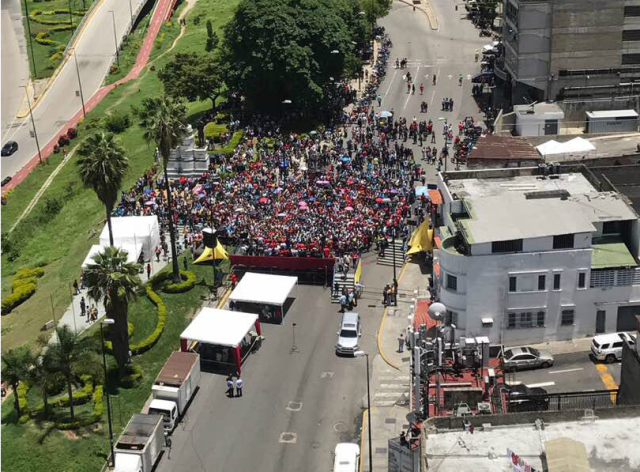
[428,302,446,320]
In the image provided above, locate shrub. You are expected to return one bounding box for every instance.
[50,24,75,31]
[204,122,228,142]
[104,112,131,134]
[43,197,63,217]
[14,267,45,281]
[50,52,62,63]
[92,385,104,419]
[17,382,29,423]
[67,127,77,139]
[210,130,245,156]
[162,270,196,293]
[45,375,94,410]
[2,282,37,315]
[130,284,166,355]
[120,364,143,388]
[35,36,55,45]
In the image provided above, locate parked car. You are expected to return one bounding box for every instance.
[1,141,18,156]
[505,384,550,412]
[335,312,361,356]
[502,347,554,371]
[590,332,637,363]
[333,443,360,472]
[472,71,495,83]
[1,176,12,187]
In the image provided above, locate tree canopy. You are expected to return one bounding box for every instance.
[220,0,374,116]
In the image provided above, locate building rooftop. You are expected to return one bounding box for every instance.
[425,415,640,472]
[586,109,638,119]
[446,172,637,244]
[467,135,541,161]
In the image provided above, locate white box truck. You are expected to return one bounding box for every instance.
[149,351,200,432]
[114,414,164,472]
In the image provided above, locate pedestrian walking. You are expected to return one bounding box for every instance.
[226,375,234,397]
[398,333,405,353]
[235,377,243,397]
[73,279,79,295]
[80,297,86,317]
[333,281,340,297]
[146,263,151,279]
[382,285,389,306]
[340,293,347,312]
[155,246,161,262]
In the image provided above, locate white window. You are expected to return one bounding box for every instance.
[507,311,546,329]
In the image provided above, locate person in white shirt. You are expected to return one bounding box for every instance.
[235,377,243,397]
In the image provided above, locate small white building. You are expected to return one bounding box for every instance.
[434,166,640,345]
[514,102,565,137]
[166,125,209,179]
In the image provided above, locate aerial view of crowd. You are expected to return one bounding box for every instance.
[114,111,422,258]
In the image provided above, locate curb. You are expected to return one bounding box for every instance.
[359,408,368,472]
[398,0,438,31]
[376,262,409,371]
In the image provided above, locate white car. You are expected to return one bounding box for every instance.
[591,332,637,363]
[333,443,360,472]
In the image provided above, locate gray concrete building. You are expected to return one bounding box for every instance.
[497,0,640,106]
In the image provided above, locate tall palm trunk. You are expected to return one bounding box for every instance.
[109,297,131,375]
[12,381,20,418]
[66,374,75,420]
[106,206,114,246]
[163,167,181,283]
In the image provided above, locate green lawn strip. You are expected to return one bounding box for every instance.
[1,258,213,472]
[21,0,94,80]
[103,16,151,86]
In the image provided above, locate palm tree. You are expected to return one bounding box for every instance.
[136,96,187,283]
[84,246,142,373]
[77,131,129,246]
[31,335,64,418]
[49,325,97,421]
[1,347,34,419]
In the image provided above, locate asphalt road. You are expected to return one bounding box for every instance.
[155,284,381,472]
[0,0,149,180]
[1,0,30,142]
[506,351,621,393]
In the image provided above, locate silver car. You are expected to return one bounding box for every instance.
[502,347,554,371]
[336,312,361,356]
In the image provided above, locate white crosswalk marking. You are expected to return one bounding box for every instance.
[374,374,410,406]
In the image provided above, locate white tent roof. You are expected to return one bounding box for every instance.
[536,138,595,157]
[180,307,258,348]
[229,272,298,306]
[81,243,141,268]
[99,215,159,258]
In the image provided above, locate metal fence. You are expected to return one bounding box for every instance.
[506,389,618,413]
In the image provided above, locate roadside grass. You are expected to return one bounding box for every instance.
[1,0,238,349]
[1,257,214,472]
[103,13,152,85]
[21,0,94,80]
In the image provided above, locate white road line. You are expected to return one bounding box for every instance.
[385,69,398,96]
[525,382,555,388]
[429,89,436,106]
[549,368,584,375]
[374,392,404,398]
[403,89,411,109]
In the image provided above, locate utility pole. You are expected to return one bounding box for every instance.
[23,0,38,78]
[67,0,74,29]
[109,10,120,67]
[21,85,42,164]
[71,49,86,118]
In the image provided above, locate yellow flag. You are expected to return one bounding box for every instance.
[194,241,229,263]
[406,220,433,255]
[354,259,362,285]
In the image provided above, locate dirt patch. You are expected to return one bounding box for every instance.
[63,430,79,440]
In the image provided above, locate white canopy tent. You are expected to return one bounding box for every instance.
[229,273,298,324]
[536,137,596,160]
[99,216,160,261]
[180,307,261,373]
[229,273,298,306]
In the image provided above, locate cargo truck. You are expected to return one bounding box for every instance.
[148,351,200,432]
[114,414,164,472]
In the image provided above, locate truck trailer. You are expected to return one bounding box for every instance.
[114,414,164,472]
[149,351,201,432]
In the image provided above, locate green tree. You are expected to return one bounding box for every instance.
[84,246,142,372]
[76,132,129,246]
[205,20,219,52]
[1,347,33,419]
[136,96,186,283]
[158,53,225,115]
[49,326,97,420]
[221,0,357,116]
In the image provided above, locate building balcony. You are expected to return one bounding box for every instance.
[440,236,468,276]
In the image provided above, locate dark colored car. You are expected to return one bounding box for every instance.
[1,141,18,156]
[472,72,495,84]
[505,384,550,412]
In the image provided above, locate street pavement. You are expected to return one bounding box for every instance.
[0,0,151,181]
[1,0,30,142]
[154,283,380,472]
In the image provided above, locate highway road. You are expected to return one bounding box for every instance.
[0,0,151,180]
[1,0,30,142]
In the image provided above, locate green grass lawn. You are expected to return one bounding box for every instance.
[22,0,94,80]
[1,257,215,472]
[103,12,152,85]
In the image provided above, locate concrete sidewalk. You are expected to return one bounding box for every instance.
[363,261,429,472]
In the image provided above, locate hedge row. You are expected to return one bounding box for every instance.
[33,375,94,412]
[2,268,45,315]
[210,130,245,156]
[163,270,197,293]
[204,122,228,140]
[17,383,29,424]
[55,384,104,430]
[130,284,166,355]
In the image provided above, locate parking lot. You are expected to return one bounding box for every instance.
[505,351,621,394]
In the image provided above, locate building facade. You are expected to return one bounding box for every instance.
[497,0,640,105]
[433,166,640,345]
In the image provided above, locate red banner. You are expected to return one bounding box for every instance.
[229,255,335,271]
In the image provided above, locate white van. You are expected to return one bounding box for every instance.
[333,443,360,472]
[590,332,636,363]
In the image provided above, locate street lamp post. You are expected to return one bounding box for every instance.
[20,85,42,164]
[100,319,116,468]
[128,0,133,21]
[109,10,120,67]
[71,49,86,118]
[23,0,38,78]
[355,351,373,472]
